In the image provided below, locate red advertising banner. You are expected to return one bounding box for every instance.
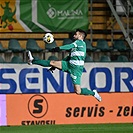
[6,93,133,126]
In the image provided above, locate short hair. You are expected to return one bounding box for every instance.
[76,29,87,39]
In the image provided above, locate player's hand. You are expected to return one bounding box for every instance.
[48,66,56,73]
[50,47,60,52]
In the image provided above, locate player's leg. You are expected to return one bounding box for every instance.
[28,50,51,66]
[50,60,62,70]
[71,73,101,102]
[33,59,62,70]
[70,72,94,96]
[28,51,62,69]
[74,84,101,102]
[69,67,92,95]
[74,84,95,96]
[49,58,69,72]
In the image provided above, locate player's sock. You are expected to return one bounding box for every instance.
[80,88,95,96]
[32,59,50,67]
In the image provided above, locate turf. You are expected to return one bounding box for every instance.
[0,123,133,133]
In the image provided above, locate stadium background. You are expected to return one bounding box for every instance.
[0,0,133,130]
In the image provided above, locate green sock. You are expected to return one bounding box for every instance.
[32,59,50,67]
[81,88,95,96]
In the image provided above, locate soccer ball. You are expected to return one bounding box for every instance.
[43,33,54,44]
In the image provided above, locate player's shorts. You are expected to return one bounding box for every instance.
[61,60,83,85]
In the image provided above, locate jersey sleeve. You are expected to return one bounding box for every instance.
[59,41,77,50]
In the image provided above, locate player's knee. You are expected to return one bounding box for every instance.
[50,60,54,65]
[50,60,57,66]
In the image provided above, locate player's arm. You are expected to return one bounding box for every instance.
[59,43,75,50]
[50,42,76,52]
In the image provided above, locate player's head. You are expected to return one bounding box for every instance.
[73,29,87,40]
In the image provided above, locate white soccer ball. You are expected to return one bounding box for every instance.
[43,33,54,44]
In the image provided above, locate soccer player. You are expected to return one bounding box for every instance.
[28,29,102,102]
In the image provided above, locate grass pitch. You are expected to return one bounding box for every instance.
[0,123,133,133]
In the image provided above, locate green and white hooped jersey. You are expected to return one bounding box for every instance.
[60,40,86,66]
[70,40,86,66]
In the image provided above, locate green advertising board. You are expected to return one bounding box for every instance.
[0,0,89,32]
[20,0,89,32]
[37,0,89,32]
